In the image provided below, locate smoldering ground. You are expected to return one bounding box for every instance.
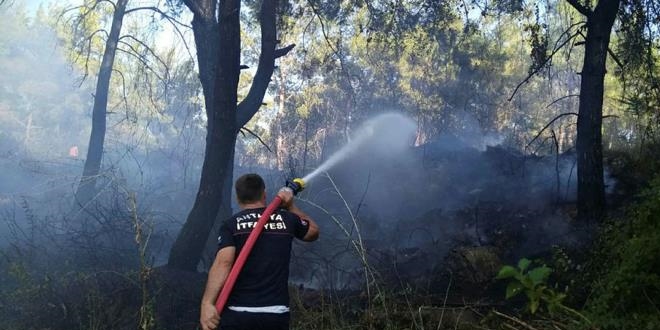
[284,113,595,291]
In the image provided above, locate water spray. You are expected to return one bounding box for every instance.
[303,113,417,183]
[215,113,416,313]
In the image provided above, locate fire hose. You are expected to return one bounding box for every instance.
[215,178,306,313]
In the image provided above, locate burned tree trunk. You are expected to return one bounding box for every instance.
[74,0,129,207]
[567,0,620,222]
[167,0,239,271]
[168,0,294,271]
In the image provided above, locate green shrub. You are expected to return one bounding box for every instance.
[584,176,660,329]
[496,258,561,314]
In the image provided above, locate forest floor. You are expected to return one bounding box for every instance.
[1,146,658,330]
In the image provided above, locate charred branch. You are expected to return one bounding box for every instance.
[117,41,165,82]
[527,112,619,150]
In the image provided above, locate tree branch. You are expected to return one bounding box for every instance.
[564,0,591,16]
[275,44,296,59]
[307,0,358,108]
[103,0,116,11]
[119,35,171,81]
[526,113,617,151]
[116,44,164,82]
[120,5,195,69]
[73,29,108,86]
[111,68,129,113]
[124,6,192,28]
[546,94,580,108]
[236,0,292,127]
[122,6,195,63]
[527,112,578,148]
[607,47,624,70]
[509,29,582,101]
[148,8,195,63]
[239,127,273,153]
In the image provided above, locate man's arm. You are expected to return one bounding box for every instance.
[287,204,319,241]
[200,247,236,330]
[277,188,319,241]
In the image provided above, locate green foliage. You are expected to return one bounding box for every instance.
[524,21,548,75]
[496,258,566,314]
[583,175,660,329]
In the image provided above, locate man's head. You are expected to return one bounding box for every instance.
[235,173,266,205]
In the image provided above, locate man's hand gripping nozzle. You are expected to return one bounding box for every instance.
[284,178,305,195]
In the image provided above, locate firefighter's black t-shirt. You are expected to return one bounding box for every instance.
[217,207,309,308]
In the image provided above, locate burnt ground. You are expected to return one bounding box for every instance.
[2,141,641,330]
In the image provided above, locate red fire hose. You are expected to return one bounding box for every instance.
[214,195,282,313]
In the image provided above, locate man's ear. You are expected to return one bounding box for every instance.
[261,190,267,202]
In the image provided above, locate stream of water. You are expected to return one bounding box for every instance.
[301,112,417,183]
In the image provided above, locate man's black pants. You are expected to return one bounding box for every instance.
[219,310,289,330]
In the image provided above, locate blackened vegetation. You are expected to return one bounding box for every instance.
[286,139,597,313]
[0,180,205,329]
[0,141,646,330]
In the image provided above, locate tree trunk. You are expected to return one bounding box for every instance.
[168,0,292,271]
[575,0,620,222]
[74,0,129,207]
[168,0,240,271]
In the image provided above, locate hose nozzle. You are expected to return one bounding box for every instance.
[285,178,306,195]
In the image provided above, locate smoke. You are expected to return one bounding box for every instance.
[0,2,609,296]
[0,6,90,243]
[302,113,416,183]
[286,111,592,290]
[0,5,203,263]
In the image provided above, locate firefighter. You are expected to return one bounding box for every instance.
[200,173,319,330]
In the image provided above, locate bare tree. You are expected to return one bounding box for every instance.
[69,0,184,209]
[74,0,130,208]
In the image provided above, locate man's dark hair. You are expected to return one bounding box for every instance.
[235,173,265,203]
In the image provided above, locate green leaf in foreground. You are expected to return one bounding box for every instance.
[505,281,524,299]
[496,265,518,279]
